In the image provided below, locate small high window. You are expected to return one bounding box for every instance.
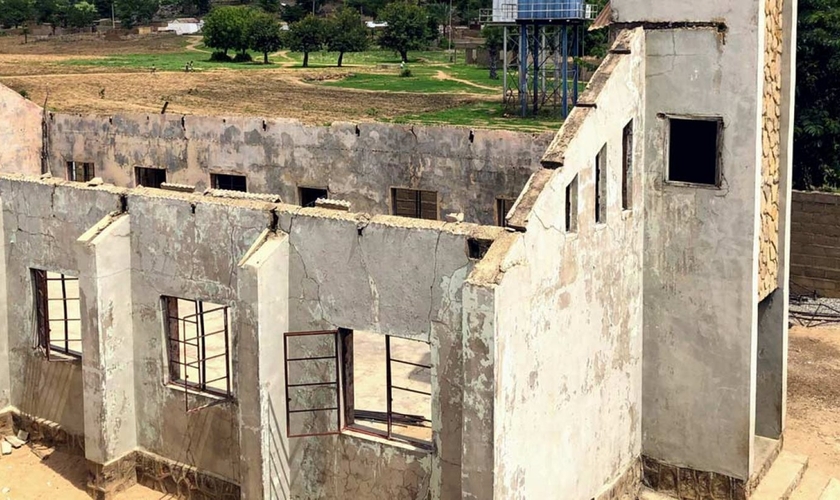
[299,187,328,208]
[164,296,232,410]
[667,117,722,186]
[135,167,166,189]
[392,188,438,220]
[496,198,515,227]
[211,173,247,192]
[595,144,607,224]
[32,270,82,360]
[622,120,634,210]
[565,175,578,233]
[67,161,94,182]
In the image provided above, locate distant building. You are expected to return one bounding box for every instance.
[160,18,203,35]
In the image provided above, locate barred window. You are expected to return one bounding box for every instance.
[33,270,82,360]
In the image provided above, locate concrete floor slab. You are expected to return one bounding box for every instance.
[752,451,809,500]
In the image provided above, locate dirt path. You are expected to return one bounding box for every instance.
[434,70,498,91]
[184,36,206,53]
[272,50,297,68]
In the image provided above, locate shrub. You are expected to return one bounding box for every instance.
[209,51,232,62]
[233,52,253,63]
[18,89,29,99]
[399,68,412,78]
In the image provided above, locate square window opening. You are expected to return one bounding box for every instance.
[667,117,722,186]
[32,269,82,360]
[66,161,94,183]
[392,188,438,220]
[164,296,232,409]
[496,198,515,227]
[595,144,607,224]
[135,167,167,189]
[622,120,634,210]
[565,175,579,233]
[299,187,329,208]
[211,173,247,192]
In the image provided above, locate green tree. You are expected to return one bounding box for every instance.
[248,11,282,63]
[326,6,368,67]
[482,25,502,79]
[0,0,34,27]
[584,0,609,58]
[345,0,386,18]
[66,0,96,26]
[34,0,69,28]
[285,13,324,67]
[378,1,429,63]
[179,0,210,16]
[115,0,158,27]
[795,0,840,189]
[203,5,252,56]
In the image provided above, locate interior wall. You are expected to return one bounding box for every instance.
[46,114,551,225]
[0,85,42,176]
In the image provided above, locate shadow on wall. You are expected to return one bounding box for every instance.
[18,355,83,436]
[268,395,291,500]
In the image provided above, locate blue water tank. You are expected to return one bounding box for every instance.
[518,0,584,20]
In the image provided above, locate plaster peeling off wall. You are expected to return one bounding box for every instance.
[483,29,646,500]
[758,0,784,300]
[0,85,42,175]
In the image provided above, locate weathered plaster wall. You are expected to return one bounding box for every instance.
[0,176,124,436]
[471,29,646,499]
[759,0,785,300]
[636,4,764,480]
[790,190,840,297]
[0,85,41,176]
[46,114,551,225]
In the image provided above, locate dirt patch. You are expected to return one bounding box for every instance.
[434,70,498,91]
[0,33,186,56]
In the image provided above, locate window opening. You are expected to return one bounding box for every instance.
[164,296,232,411]
[595,144,607,224]
[343,330,432,447]
[622,120,634,210]
[496,198,515,227]
[284,330,341,437]
[211,173,247,192]
[565,175,578,233]
[392,188,438,220]
[667,117,722,186]
[299,187,328,208]
[135,167,167,189]
[66,161,94,182]
[33,270,82,360]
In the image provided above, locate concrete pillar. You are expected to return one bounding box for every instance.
[461,282,496,500]
[75,213,138,499]
[236,230,290,500]
[0,197,11,411]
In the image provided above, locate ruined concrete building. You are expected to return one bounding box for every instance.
[0,0,796,498]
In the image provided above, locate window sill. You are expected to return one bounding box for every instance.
[663,180,722,190]
[341,428,433,454]
[594,222,607,231]
[166,383,234,404]
[621,210,633,220]
[565,232,578,241]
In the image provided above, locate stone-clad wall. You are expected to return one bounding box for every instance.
[790,190,840,297]
[758,0,785,300]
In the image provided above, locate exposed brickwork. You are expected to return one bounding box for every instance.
[87,453,138,500]
[595,459,641,500]
[758,0,785,300]
[790,190,840,297]
[12,412,85,456]
[642,456,747,500]
[135,451,241,500]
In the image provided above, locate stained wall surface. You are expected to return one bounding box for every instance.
[0,85,42,175]
[46,114,550,225]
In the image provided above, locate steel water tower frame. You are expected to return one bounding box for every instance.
[480,1,596,117]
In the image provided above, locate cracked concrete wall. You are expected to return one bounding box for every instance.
[0,176,124,435]
[636,1,770,480]
[46,114,551,225]
[0,85,41,176]
[482,29,645,500]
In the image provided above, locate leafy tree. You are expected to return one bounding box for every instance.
[256,0,278,13]
[795,0,840,189]
[325,6,368,67]
[203,5,252,56]
[115,0,158,27]
[66,0,96,26]
[345,0,387,18]
[584,0,609,58]
[378,1,430,63]
[179,0,210,16]
[482,25,502,79]
[285,13,324,67]
[34,0,69,27]
[279,3,304,22]
[0,0,34,27]
[248,11,282,63]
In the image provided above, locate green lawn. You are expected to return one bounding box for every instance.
[284,49,452,67]
[61,51,275,72]
[387,101,564,132]
[321,66,499,95]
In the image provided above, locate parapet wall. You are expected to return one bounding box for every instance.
[46,113,551,225]
[790,190,840,297]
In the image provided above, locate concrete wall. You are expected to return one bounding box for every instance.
[790,190,840,297]
[46,114,551,225]
[0,85,42,176]
[463,29,646,500]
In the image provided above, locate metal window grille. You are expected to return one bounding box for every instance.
[384,335,432,444]
[392,188,438,220]
[67,161,94,182]
[284,330,341,438]
[164,297,232,412]
[32,269,82,361]
[211,173,248,192]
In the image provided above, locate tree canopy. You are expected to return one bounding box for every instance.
[378,1,430,63]
[0,0,34,28]
[285,13,324,67]
[66,0,96,27]
[203,5,253,56]
[325,6,369,67]
[115,0,158,28]
[248,11,282,63]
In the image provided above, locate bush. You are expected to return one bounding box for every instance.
[233,52,253,63]
[399,68,412,77]
[209,51,232,62]
[17,89,29,99]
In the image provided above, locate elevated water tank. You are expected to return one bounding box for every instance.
[517,0,585,21]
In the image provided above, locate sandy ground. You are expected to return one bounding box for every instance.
[0,445,166,499]
[786,323,840,477]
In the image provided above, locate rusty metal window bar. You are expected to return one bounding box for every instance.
[66,161,94,182]
[284,330,341,438]
[164,297,232,412]
[32,269,82,361]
